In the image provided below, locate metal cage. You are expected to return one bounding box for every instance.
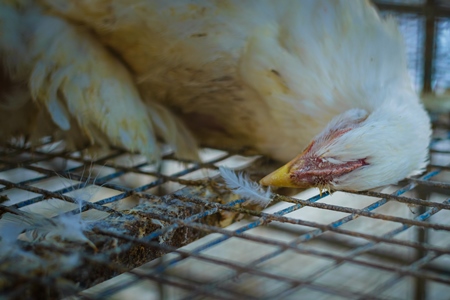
[2,1,450,299]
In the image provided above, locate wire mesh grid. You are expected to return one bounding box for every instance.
[0,121,449,299]
[1,2,450,300]
[379,10,425,91]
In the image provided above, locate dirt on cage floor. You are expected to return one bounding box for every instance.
[1,119,450,299]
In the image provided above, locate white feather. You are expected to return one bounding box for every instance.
[0,172,108,250]
[0,208,97,249]
[219,166,272,207]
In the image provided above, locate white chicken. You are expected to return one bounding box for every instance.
[0,0,431,191]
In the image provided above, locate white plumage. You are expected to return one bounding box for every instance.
[0,0,431,191]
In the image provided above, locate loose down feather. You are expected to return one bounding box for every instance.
[0,207,97,249]
[0,176,108,249]
[219,166,272,207]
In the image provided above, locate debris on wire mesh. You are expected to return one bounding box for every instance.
[219,166,273,207]
[0,208,86,297]
[0,181,225,299]
[0,150,277,298]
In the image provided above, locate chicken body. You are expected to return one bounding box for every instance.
[0,0,431,191]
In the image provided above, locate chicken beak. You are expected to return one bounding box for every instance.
[260,154,307,188]
[260,149,368,189]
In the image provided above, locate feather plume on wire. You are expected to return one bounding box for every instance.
[219,166,272,207]
[0,206,99,250]
[0,170,109,250]
[0,172,108,250]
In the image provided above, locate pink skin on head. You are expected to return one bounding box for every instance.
[260,127,369,190]
[290,127,369,187]
[289,155,368,188]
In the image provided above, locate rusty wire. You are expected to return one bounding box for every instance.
[0,131,449,300]
[2,2,450,298]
